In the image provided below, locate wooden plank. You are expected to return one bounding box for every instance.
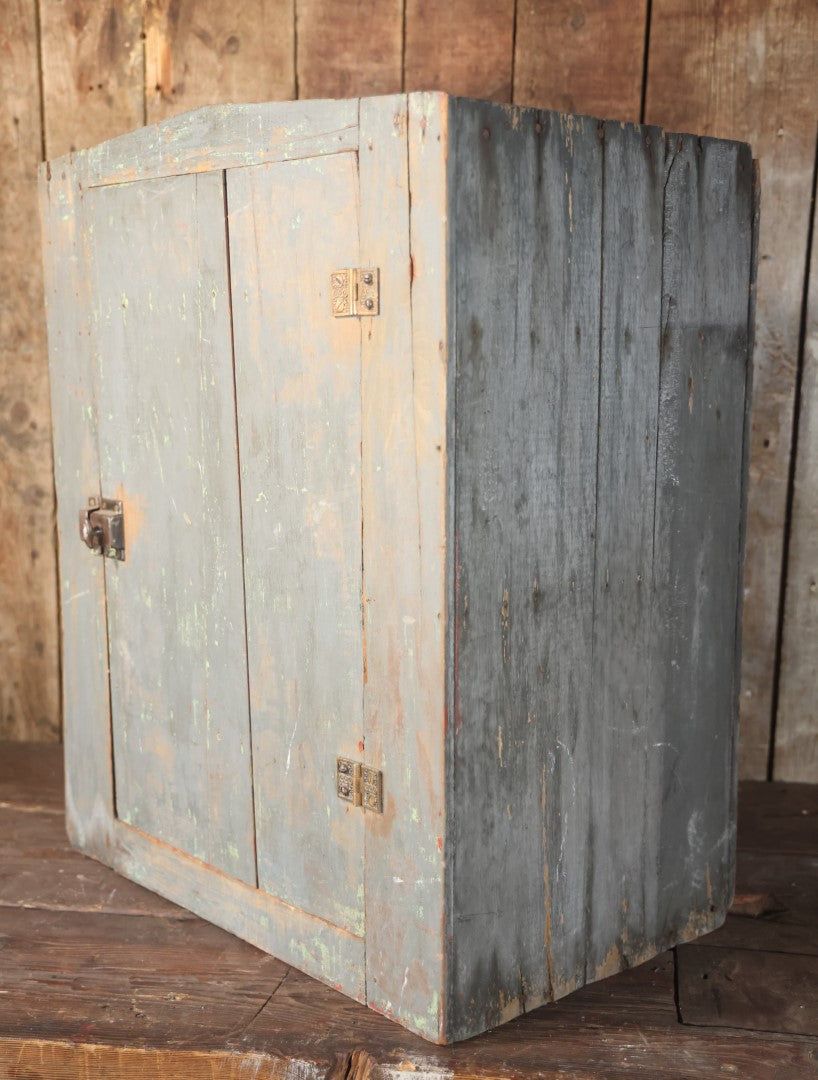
[226,153,365,936]
[3,747,817,1074]
[513,0,647,119]
[648,133,754,944]
[678,944,818,1037]
[585,119,664,977]
[0,0,60,743]
[0,806,190,919]
[38,0,144,158]
[144,0,295,124]
[644,0,818,780]
[695,850,818,957]
[449,100,603,1040]
[39,159,114,853]
[0,741,63,812]
[0,905,289,1046]
[84,98,359,187]
[107,819,366,1002]
[404,1,515,100]
[3,944,816,1079]
[776,194,818,780]
[737,780,818,855]
[295,0,402,99]
[87,172,256,882]
[359,93,448,1042]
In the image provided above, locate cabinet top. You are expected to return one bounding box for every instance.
[40,92,752,193]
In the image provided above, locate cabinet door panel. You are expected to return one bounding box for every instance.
[89,172,256,883]
[227,154,365,935]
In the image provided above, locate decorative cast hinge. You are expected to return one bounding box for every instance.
[79,496,125,561]
[336,757,383,813]
[330,268,380,317]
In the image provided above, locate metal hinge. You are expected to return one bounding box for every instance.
[79,496,125,561]
[330,268,380,317]
[336,757,383,813]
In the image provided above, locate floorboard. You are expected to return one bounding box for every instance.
[1,742,816,1077]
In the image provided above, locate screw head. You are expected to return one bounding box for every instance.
[362,272,373,285]
[365,298,374,310]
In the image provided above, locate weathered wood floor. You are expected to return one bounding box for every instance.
[0,742,816,1078]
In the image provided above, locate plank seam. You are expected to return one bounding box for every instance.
[770,124,818,779]
[222,169,260,888]
[639,0,653,124]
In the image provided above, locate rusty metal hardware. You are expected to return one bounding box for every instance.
[336,757,383,813]
[330,268,380,317]
[79,497,125,561]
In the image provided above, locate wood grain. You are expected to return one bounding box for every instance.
[4,747,818,1078]
[107,818,366,1002]
[144,0,295,123]
[227,152,365,935]
[359,93,449,1042]
[513,0,648,119]
[0,739,63,812]
[649,132,754,943]
[39,159,115,852]
[87,172,256,882]
[446,100,753,1041]
[677,944,818,1036]
[449,100,604,1039]
[776,193,818,780]
[295,0,402,98]
[587,119,664,976]
[85,97,359,187]
[404,0,515,100]
[38,0,144,158]
[644,0,818,780]
[0,0,59,743]
[0,805,190,919]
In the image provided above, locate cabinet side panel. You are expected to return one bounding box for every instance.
[449,101,603,1038]
[39,161,114,854]
[449,104,754,1041]
[650,134,754,940]
[361,93,448,1041]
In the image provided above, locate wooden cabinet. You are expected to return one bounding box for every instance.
[40,93,758,1044]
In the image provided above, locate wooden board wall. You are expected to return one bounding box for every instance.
[4,0,817,780]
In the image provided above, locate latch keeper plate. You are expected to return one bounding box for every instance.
[79,496,126,561]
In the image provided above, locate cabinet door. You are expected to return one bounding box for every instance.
[226,154,365,934]
[88,173,257,883]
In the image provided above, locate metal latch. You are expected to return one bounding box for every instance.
[330,268,380,317]
[336,757,383,813]
[79,496,125,561]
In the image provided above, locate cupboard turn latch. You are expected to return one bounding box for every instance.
[79,496,125,561]
[337,757,383,813]
[330,268,380,317]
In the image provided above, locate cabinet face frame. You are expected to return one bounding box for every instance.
[40,94,451,1041]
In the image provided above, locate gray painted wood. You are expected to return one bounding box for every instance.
[446,100,754,1041]
[43,92,756,1046]
[360,93,449,1041]
[39,161,115,856]
[84,98,359,188]
[585,120,664,977]
[650,133,754,942]
[448,100,603,1039]
[110,817,366,1002]
[226,152,365,935]
[88,172,256,883]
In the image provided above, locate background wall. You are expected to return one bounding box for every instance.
[2,0,816,780]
